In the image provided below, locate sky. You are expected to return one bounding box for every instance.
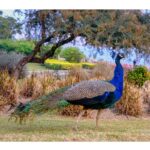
[2,10,14,17]
[1,9,150,67]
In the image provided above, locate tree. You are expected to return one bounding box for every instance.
[13,10,150,78]
[0,14,21,39]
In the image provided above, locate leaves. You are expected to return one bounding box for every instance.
[0,15,21,39]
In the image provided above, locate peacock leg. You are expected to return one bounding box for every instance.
[75,110,85,130]
[96,109,103,128]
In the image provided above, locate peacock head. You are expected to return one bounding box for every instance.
[115,53,125,63]
[117,53,125,59]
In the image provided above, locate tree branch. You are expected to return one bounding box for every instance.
[42,34,75,61]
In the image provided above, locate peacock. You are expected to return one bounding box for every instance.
[10,53,125,128]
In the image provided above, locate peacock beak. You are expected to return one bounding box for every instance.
[119,53,125,59]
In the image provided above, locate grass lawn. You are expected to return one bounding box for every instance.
[0,114,149,141]
[26,63,48,71]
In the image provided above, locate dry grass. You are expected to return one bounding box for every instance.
[60,105,84,117]
[0,114,150,141]
[19,74,57,99]
[115,78,143,116]
[92,62,114,80]
[142,81,150,113]
[0,70,18,110]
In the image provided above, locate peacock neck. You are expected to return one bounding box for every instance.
[109,59,124,100]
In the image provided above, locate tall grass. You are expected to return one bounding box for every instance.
[19,74,57,99]
[91,62,114,80]
[0,70,18,111]
[115,78,143,116]
[142,81,150,113]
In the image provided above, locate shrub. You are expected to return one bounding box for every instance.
[44,59,81,70]
[44,59,95,70]
[0,39,34,55]
[115,79,143,116]
[45,63,62,70]
[0,51,27,78]
[127,66,150,87]
[0,70,18,110]
[59,47,85,63]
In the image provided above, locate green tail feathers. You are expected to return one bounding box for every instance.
[10,86,71,124]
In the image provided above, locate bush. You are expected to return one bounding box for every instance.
[0,70,18,110]
[0,39,54,56]
[44,59,95,70]
[44,59,81,70]
[127,66,150,87]
[45,63,62,70]
[0,51,27,78]
[0,39,34,55]
[115,79,143,116]
[59,47,85,63]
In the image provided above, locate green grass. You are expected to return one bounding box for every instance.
[0,114,149,141]
[26,63,48,71]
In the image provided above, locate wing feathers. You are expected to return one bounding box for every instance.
[63,80,115,101]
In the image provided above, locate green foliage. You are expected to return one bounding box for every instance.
[59,47,85,63]
[0,39,62,57]
[0,39,34,55]
[37,45,52,58]
[15,41,35,55]
[127,66,150,87]
[0,15,21,39]
[45,63,62,70]
[53,47,63,58]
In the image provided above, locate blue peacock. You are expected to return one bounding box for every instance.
[11,53,125,127]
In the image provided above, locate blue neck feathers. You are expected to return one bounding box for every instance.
[109,57,124,101]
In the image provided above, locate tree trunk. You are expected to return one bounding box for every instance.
[13,35,54,79]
